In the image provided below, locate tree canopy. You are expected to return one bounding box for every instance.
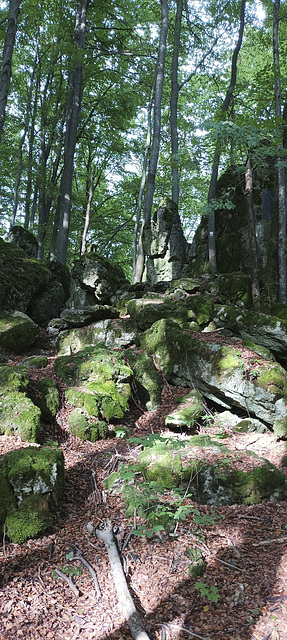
[0,0,286,288]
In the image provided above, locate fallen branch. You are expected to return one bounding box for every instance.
[96,526,151,640]
[54,568,80,598]
[158,623,210,640]
[72,545,101,599]
[252,536,287,547]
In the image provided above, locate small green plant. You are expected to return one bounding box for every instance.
[195,581,220,602]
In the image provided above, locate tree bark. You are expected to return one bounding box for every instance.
[10,45,38,229]
[170,0,183,207]
[207,0,246,274]
[132,83,154,281]
[133,0,168,283]
[273,0,286,303]
[244,157,260,311]
[56,0,89,265]
[0,0,20,142]
[81,162,95,255]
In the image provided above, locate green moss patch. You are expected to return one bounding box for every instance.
[5,494,53,544]
[0,311,40,353]
[125,349,163,411]
[165,390,204,430]
[0,392,41,442]
[29,378,60,422]
[0,446,65,543]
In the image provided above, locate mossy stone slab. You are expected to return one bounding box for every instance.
[0,392,41,441]
[0,446,65,543]
[0,311,40,353]
[165,390,205,430]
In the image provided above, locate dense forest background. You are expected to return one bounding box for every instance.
[0,0,286,284]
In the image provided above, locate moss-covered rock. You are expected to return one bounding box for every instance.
[166,278,204,295]
[0,446,65,543]
[54,344,132,383]
[67,409,91,439]
[60,305,119,328]
[186,459,286,505]
[126,297,194,331]
[232,418,268,434]
[214,305,287,361]
[0,364,29,394]
[184,294,213,325]
[55,345,132,429]
[21,355,48,369]
[125,349,163,411]
[67,408,108,441]
[273,416,287,440]
[165,390,205,430]
[0,392,41,441]
[5,494,53,544]
[138,443,182,488]
[0,311,40,353]
[140,318,287,424]
[68,251,129,308]
[57,317,137,354]
[215,272,252,307]
[29,378,60,422]
[0,237,50,313]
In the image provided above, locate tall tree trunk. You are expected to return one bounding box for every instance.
[244,157,260,311]
[56,0,89,265]
[170,0,183,207]
[10,45,38,229]
[132,83,154,280]
[133,0,168,283]
[0,0,20,142]
[273,0,286,303]
[24,74,39,230]
[81,155,96,255]
[207,0,246,274]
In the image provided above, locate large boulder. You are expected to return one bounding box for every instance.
[143,198,188,285]
[213,305,287,362]
[0,238,50,313]
[28,259,71,326]
[0,364,41,441]
[57,317,136,354]
[125,348,163,411]
[140,318,287,425]
[67,252,129,308]
[54,345,133,438]
[0,446,64,543]
[187,164,274,276]
[0,311,40,353]
[7,225,38,258]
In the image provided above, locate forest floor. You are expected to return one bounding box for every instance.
[1,333,287,640]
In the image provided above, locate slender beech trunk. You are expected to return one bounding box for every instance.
[132,84,154,280]
[81,152,96,255]
[170,0,183,207]
[207,0,246,274]
[133,0,168,283]
[10,46,38,228]
[244,157,260,311]
[24,74,39,229]
[0,0,20,142]
[56,0,89,265]
[273,0,286,303]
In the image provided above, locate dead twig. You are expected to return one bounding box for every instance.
[252,536,287,547]
[96,524,151,640]
[72,545,101,599]
[54,568,80,598]
[215,557,244,572]
[157,623,210,640]
[90,468,101,515]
